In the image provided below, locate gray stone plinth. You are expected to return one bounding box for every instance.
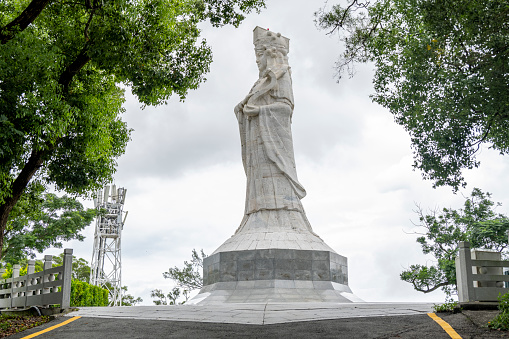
[192,248,360,304]
[203,249,347,285]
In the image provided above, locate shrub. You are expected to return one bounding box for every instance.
[70,280,108,307]
[488,292,509,330]
[433,301,460,313]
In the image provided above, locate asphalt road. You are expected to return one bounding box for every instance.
[10,311,509,339]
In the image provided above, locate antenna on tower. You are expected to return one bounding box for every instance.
[90,184,127,306]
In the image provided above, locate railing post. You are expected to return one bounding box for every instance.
[61,249,73,309]
[26,260,35,298]
[42,255,53,306]
[12,265,20,278]
[0,267,4,300]
[456,241,475,302]
[0,268,4,301]
[11,264,20,309]
[27,260,35,275]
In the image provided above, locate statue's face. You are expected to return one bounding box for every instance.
[255,49,268,73]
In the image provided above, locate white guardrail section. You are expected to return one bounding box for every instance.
[0,249,72,309]
[456,241,509,302]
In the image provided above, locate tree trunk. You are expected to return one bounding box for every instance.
[0,149,46,258]
[0,0,54,44]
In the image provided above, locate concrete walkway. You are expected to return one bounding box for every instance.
[66,302,436,325]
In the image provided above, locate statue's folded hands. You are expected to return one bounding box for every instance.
[242,104,260,116]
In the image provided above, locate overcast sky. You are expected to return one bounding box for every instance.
[48,0,509,305]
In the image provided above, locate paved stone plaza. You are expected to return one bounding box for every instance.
[67,303,435,325]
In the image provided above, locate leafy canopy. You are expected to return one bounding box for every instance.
[400,188,509,298]
[3,182,95,263]
[0,0,265,255]
[315,0,509,190]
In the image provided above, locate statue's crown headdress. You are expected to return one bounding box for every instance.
[253,26,289,52]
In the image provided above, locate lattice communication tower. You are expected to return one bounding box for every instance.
[90,185,127,306]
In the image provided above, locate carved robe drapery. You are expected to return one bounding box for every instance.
[236,65,306,216]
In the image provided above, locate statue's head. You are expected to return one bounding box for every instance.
[253,27,289,75]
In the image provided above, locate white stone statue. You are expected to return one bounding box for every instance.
[231,27,319,239]
[191,27,358,305]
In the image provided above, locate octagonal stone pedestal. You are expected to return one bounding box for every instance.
[190,210,362,305]
[190,248,359,304]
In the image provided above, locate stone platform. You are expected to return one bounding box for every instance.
[66,303,436,324]
[191,210,361,304]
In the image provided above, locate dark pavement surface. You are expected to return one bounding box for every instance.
[9,311,509,338]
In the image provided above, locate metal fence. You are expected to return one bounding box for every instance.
[0,249,72,310]
[456,241,509,302]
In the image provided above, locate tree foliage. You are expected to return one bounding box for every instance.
[121,286,143,306]
[315,0,509,190]
[0,0,265,258]
[150,287,187,306]
[400,188,509,298]
[53,252,92,283]
[3,183,95,263]
[152,249,206,305]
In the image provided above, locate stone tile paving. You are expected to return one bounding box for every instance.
[67,302,435,325]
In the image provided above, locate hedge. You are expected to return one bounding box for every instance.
[70,280,109,307]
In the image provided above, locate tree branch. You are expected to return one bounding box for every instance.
[0,0,53,44]
[413,280,452,293]
[84,9,96,41]
[58,47,91,94]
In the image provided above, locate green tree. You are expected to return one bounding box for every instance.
[121,286,143,306]
[315,0,509,190]
[0,0,265,258]
[151,249,206,305]
[3,183,95,263]
[53,252,92,283]
[150,288,184,305]
[400,188,509,298]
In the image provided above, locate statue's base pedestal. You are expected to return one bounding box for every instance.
[190,210,362,304]
[190,279,360,304]
[190,248,363,305]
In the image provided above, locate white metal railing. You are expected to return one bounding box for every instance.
[0,249,73,309]
[456,241,509,302]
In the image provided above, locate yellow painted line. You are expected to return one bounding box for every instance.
[21,316,82,339]
[428,313,462,339]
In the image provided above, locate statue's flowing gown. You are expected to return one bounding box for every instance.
[231,64,323,239]
[237,66,305,215]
